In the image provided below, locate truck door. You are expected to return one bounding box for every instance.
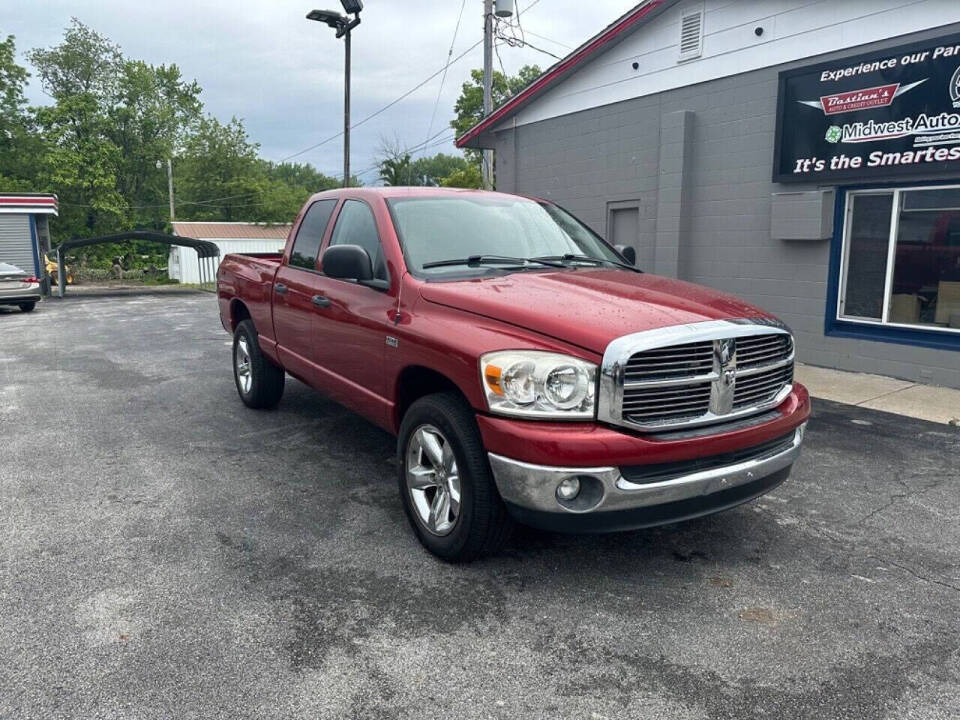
[309,199,394,422]
[272,198,338,385]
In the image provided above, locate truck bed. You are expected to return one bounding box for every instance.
[216,252,282,338]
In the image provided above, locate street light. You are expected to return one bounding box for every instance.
[307,0,362,188]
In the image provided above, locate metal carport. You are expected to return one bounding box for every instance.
[55,231,220,297]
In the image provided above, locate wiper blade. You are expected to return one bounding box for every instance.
[422,254,567,270]
[533,253,643,273]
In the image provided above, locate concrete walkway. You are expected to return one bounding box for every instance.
[795,363,960,426]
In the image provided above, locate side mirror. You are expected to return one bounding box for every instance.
[615,244,637,266]
[322,244,373,281]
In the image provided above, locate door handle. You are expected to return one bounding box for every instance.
[275,283,287,295]
[311,294,331,308]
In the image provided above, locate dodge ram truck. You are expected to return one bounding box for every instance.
[217,187,810,561]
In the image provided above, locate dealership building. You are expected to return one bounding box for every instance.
[459,0,960,388]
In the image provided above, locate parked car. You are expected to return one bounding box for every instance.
[0,262,41,312]
[217,188,810,561]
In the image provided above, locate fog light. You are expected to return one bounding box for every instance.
[556,477,581,501]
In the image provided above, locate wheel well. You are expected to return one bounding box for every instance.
[394,366,468,430]
[230,299,251,331]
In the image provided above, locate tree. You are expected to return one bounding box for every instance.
[107,60,202,228]
[378,153,413,186]
[0,35,42,190]
[452,64,542,165]
[440,164,482,189]
[176,115,263,221]
[410,153,472,186]
[27,20,125,239]
[0,20,344,275]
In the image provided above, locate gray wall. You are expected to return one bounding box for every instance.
[489,25,960,389]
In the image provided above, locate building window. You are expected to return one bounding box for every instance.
[838,186,960,334]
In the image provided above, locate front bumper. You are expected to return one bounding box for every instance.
[489,425,803,533]
[481,384,810,533]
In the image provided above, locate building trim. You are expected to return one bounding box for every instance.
[0,195,59,216]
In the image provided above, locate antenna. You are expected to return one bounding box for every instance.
[394,270,407,324]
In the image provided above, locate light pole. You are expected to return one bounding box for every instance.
[156,158,175,221]
[307,1,362,188]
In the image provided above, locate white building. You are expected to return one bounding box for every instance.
[168,222,292,284]
[0,194,58,286]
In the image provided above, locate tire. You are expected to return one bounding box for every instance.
[397,392,513,562]
[233,319,285,409]
[19,302,36,313]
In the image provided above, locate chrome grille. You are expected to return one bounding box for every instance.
[623,340,713,381]
[600,321,795,432]
[734,363,794,409]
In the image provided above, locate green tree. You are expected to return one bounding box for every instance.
[451,64,542,165]
[27,20,125,239]
[409,153,472,186]
[0,35,42,190]
[378,153,413,186]
[107,60,202,228]
[440,164,482,189]
[2,20,345,275]
[176,115,263,221]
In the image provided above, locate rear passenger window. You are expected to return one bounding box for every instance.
[289,199,336,270]
[329,200,388,280]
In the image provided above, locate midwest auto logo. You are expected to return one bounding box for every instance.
[797,79,926,115]
[824,112,960,144]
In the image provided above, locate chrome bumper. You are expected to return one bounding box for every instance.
[488,425,803,522]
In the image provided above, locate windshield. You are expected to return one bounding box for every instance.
[386,195,622,276]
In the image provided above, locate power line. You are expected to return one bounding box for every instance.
[496,32,563,60]
[522,29,573,50]
[347,130,457,181]
[58,191,262,210]
[280,37,483,164]
[423,0,468,157]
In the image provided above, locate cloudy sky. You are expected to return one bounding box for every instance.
[2,0,637,182]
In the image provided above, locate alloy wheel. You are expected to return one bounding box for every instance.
[405,424,461,536]
[235,337,252,394]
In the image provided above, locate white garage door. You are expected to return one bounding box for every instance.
[0,214,36,274]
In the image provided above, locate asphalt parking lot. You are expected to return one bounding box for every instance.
[1,292,958,719]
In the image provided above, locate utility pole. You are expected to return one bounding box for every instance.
[482,0,494,190]
[166,158,175,221]
[343,28,351,187]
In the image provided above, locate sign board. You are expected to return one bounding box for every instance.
[774,33,960,183]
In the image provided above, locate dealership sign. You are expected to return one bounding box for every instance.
[774,34,960,183]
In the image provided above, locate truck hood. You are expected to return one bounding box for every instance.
[418,269,775,354]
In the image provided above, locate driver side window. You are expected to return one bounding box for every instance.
[329,200,388,280]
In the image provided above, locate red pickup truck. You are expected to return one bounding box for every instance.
[217,187,809,561]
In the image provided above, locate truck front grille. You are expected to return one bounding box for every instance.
[600,322,795,432]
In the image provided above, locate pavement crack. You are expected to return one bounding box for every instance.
[869,556,960,594]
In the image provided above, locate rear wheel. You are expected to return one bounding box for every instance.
[398,392,512,562]
[233,319,284,409]
[19,302,35,313]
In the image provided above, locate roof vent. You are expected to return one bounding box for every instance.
[678,9,703,61]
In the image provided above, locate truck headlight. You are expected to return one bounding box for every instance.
[480,351,597,419]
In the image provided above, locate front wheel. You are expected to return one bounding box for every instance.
[398,393,512,562]
[233,319,285,409]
